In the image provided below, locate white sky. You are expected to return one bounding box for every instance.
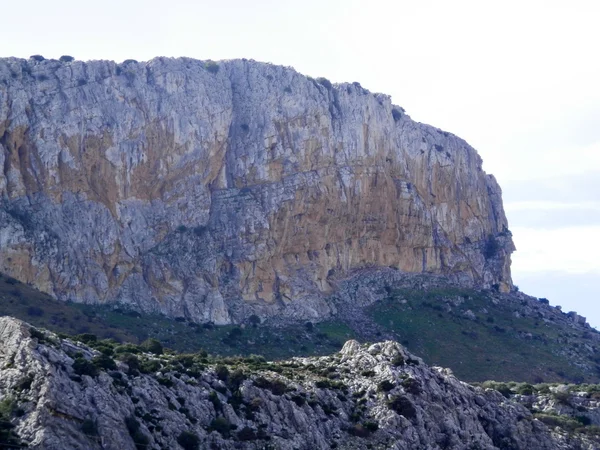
[2,0,599,325]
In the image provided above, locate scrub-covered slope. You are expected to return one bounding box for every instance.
[3,316,599,450]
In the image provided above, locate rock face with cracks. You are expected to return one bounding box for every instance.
[3,316,599,450]
[0,57,514,323]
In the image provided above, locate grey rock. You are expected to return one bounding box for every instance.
[1,316,598,449]
[0,57,514,323]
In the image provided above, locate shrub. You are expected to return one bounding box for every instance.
[215,365,229,382]
[139,358,161,374]
[29,328,46,342]
[209,417,231,437]
[30,55,45,62]
[122,59,138,64]
[363,421,379,432]
[483,235,500,259]
[378,380,395,392]
[316,77,332,89]
[77,333,98,344]
[254,376,287,395]
[516,383,535,395]
[387,395,417,419]
[228,327,243,339]
[391,354,405,366]
[73,358,98,377]
[240,124,250,132]
[209,391,222,412]
[16,375,33,392]
[291,394,306,406]
[92,354,116,371]
[114,343,142,354]
[553,391,572,406]
[193,225,207,236]
[157,377,174,387]
[81,419,98,436]
[401,378,422,395]
[36,74,49,82]
[204,61,219,74]
[392,108,403,121]
[248,314,261,327]
[59,55,74,62]
[237,426,257,441]
[125,416,149,450]
[177,431,200,450]
[228,369,246,390]
[26,306,44,317]
[347,423,376,437]
[141,338,163,355]
[576,415,592,426]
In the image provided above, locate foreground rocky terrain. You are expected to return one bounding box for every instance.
[1,316,599,449]
[0,56,513,323]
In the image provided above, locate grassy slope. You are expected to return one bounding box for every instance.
[1,273,598,383]
[367,287,599,383]
[0,273,352,360]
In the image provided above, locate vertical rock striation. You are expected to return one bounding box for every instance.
[0,57,514,322]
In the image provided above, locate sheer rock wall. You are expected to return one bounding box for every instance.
[0,57,514,323]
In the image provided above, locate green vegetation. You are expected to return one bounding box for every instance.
[125,416,149,450]
[316,77,333,89]
[0,397,25,447]
[392,108,403,121]
[204,61,219,74]
[367,286,599,382]
[1,272,598,383]
[0,272,351,359]
[177,430,200,450]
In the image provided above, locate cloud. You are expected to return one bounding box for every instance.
[513,271,600,329]
[503,170,600,204]
[505,201,600,229]
[511,225,600,275]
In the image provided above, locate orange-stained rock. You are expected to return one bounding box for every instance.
[0,57,514,323]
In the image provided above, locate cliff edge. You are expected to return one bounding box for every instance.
[0,57,514,322]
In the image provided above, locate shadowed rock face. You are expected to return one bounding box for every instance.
[0,57,514,323]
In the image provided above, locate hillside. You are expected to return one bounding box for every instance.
[2,316,600,450]
[2,270,599,384]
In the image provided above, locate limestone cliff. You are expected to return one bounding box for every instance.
[2,317,596,450]
[0,56,514,323]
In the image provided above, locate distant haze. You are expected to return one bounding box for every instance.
[2,0,598,326]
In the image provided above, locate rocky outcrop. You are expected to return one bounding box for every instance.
[0,56,514,322]
[3,316,597,450]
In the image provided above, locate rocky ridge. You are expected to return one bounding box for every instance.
[1,316,599,449]
[0,56,514,323]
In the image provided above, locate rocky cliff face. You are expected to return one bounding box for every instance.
[0,57,514,323]
[3,317,597,450]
